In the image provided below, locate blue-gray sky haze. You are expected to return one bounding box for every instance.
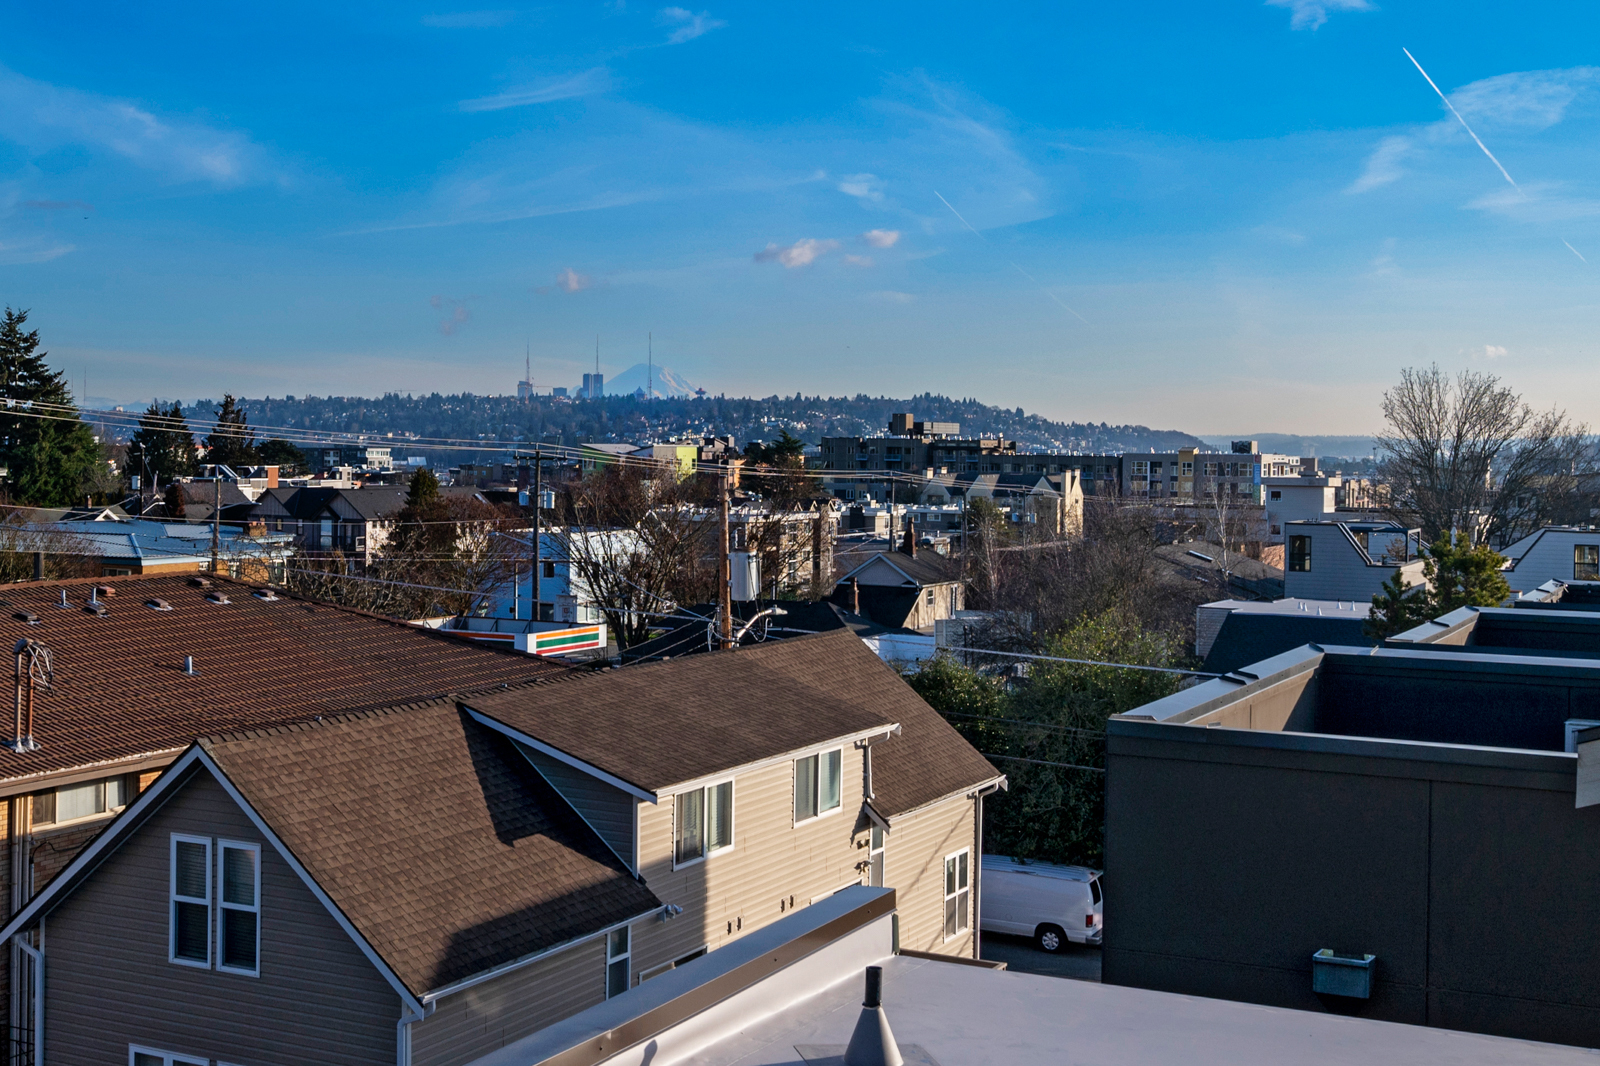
[3,1,1600,434]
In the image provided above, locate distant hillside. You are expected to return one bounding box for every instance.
[161,391,1205,462]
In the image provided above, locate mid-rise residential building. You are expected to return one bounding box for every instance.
[1122,441,1300,503]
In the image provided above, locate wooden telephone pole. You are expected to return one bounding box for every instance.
[719,462,733,650]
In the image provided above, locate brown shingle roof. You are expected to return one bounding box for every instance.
[0,573,567,787]
[202,701,660,996]
[467,629,999,814]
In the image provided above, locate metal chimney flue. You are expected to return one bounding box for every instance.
[843,966,904,1066]
[182,656,198,677]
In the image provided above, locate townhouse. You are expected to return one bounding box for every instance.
[0,621,1000,1066]
[0,573,568,1063]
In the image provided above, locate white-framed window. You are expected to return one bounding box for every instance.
[794,749,843,823]
[130,1046,206,1066]
[674,780,734,866]
[606,925,631,998]
[1132,461,1148,476]
[943,849,970,940]
[1576,544,1599,581]
[868,826,885,887]
[218,840,261,976]
[34,774,130,827]
[170,835,212,968]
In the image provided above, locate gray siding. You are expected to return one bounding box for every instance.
[1506,530,1600,592]
[1284,525,1422,602]
[1105,722,1600,1047]
[515,743,636,870]
[43,769,400,1066]
[412,937,606,1066]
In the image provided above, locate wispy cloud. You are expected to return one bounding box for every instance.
[1265,0,1374,31]
[459,68,612,112]
[838,173,882,201]
[861,228,900,248]
[1347,135,1411,193]
[556,267,591,292]
[1482,344,1508,359]
[0,239,74,266]
[658,7,725,44]
[0,63,278,186]
[422,10,515,27]
[754,238,838,268]
[430,295,471,335]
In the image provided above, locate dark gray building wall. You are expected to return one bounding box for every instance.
[1104,721,1600,1046]
[42,768,400,1066]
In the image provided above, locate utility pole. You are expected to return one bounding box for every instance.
[811,505,825,602]
[532,447,542,623]
[210,468,221,574]
[719,462,733,650]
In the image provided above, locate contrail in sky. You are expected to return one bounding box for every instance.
[1403,47,1522,194]
[933,190,1091,325]
[1564,240,1588,263]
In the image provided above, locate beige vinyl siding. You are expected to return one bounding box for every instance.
[881,794,977,957]
[516,742,637,869]
[630,745,870,979]
[43,769,399,1066]
[412,937,606,1066]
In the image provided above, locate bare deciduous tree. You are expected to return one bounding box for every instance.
[1377,365,1593,545]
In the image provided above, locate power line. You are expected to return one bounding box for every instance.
[941,645,1220,678]
[980,753,1105,773]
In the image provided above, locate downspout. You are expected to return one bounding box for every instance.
[971,781,1004,961]
[14,920,42,1066]
[396,1000,434,1066]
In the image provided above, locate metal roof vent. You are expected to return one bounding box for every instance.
[54,589,70,610]
[843,967,904,1066]
[188,577,211,589]
[145,599,173,612]
[83,602,108,618]
[251,589,278,602]
[12,613,37,626]
[205,592,231,605]
[182,656,199,677]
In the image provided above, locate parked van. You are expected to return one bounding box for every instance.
[980,855,1102,952]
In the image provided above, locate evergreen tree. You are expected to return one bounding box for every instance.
[126,401,198,485]
[0,308,99,506]
[256,438,307,475]
[1364,534,1512,639]
[204,394,258,469]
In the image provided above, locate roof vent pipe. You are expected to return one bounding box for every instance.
[843,966,904,1066]
[6,639,51,753]
[182,656,198,677]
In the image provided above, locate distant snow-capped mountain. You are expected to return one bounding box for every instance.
[600,363,699,399]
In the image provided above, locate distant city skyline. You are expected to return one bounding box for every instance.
[5,2,1600,434]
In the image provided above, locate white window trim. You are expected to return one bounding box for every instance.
[868,826,886,888]
[671,779,736,871]
[217,839,262,977]
[169,833,212,970]
[942,847,971,943]
[605,924,632,999]
[792,748,845,827]
[129,1046,207,1066]
[39,776,129,830]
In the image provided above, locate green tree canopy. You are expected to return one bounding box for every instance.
[126,401,198,484]
[255,438,307,475]
[1364,533,1513,639]
[0,308,99,507]
[203,394,258,469]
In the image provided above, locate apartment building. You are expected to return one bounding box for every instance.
[1,630,1000,1066]
[1122,442,1299,503]
[1281,520,1426,602]
[255,484,411,565]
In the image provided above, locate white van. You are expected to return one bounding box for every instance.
[980,855,1102,952]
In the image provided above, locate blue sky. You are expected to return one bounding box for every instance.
[4,1,1600,433]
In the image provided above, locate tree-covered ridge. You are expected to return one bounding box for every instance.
[177,390,1205,458]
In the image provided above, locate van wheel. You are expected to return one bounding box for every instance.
[1036,925,1067,953]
